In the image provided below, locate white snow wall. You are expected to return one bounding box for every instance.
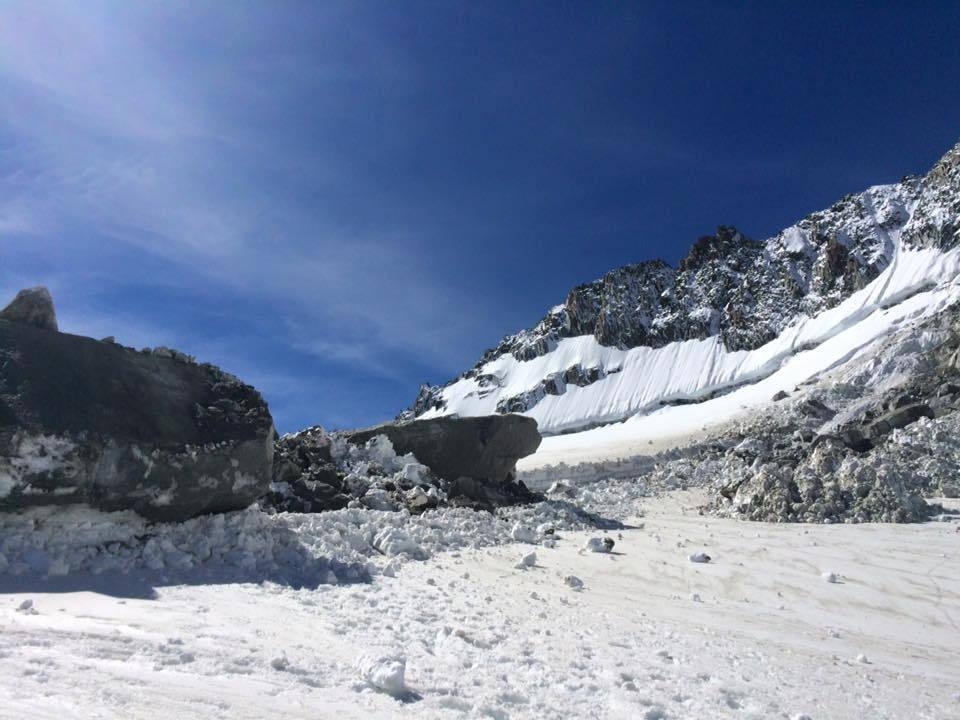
[421,246,960,435]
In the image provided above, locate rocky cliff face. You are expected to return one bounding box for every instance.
[407,142,960,423]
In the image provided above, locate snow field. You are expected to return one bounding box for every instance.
[1,489,957,719]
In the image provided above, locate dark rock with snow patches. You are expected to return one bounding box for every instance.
[265,430,352,513]
[866,404,935,441]
[261,415,542,514]
[0,294,275,521]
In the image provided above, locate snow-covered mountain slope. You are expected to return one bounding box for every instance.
[409,142,960,439]
[520,272,960,475]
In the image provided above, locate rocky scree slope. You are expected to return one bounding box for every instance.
[710,301,960,522]
[525,300,960,523]
[408,142,960,430]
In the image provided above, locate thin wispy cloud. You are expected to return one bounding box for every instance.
[0,2,505,430]
[0,2,486,376]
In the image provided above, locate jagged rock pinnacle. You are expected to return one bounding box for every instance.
[0,286,58,331]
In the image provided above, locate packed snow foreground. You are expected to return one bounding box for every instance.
[2,483,958,718]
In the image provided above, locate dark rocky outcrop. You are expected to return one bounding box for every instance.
[493,364,609,415]
[837,395,945,453]
[0,294,274,521]
[799,399,837,421]
[262,424,448,514]
[262,414,543,514]
[0,287,58,331]
[441,473,542,511]
[865,404,935,441]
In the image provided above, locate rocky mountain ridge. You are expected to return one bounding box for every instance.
[408,141,960,422]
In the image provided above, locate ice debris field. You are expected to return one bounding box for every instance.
[2,479,960,720]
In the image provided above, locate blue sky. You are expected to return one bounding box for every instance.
[1,1,959,432]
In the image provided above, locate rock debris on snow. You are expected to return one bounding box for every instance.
[564,575,584,590]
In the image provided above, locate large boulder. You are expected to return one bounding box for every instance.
[0,310,275,521]
[345,415,542,509]
[837,402,937,452]
[346,415,540,483]
[0,287,58,331]
[866,403,935,440]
